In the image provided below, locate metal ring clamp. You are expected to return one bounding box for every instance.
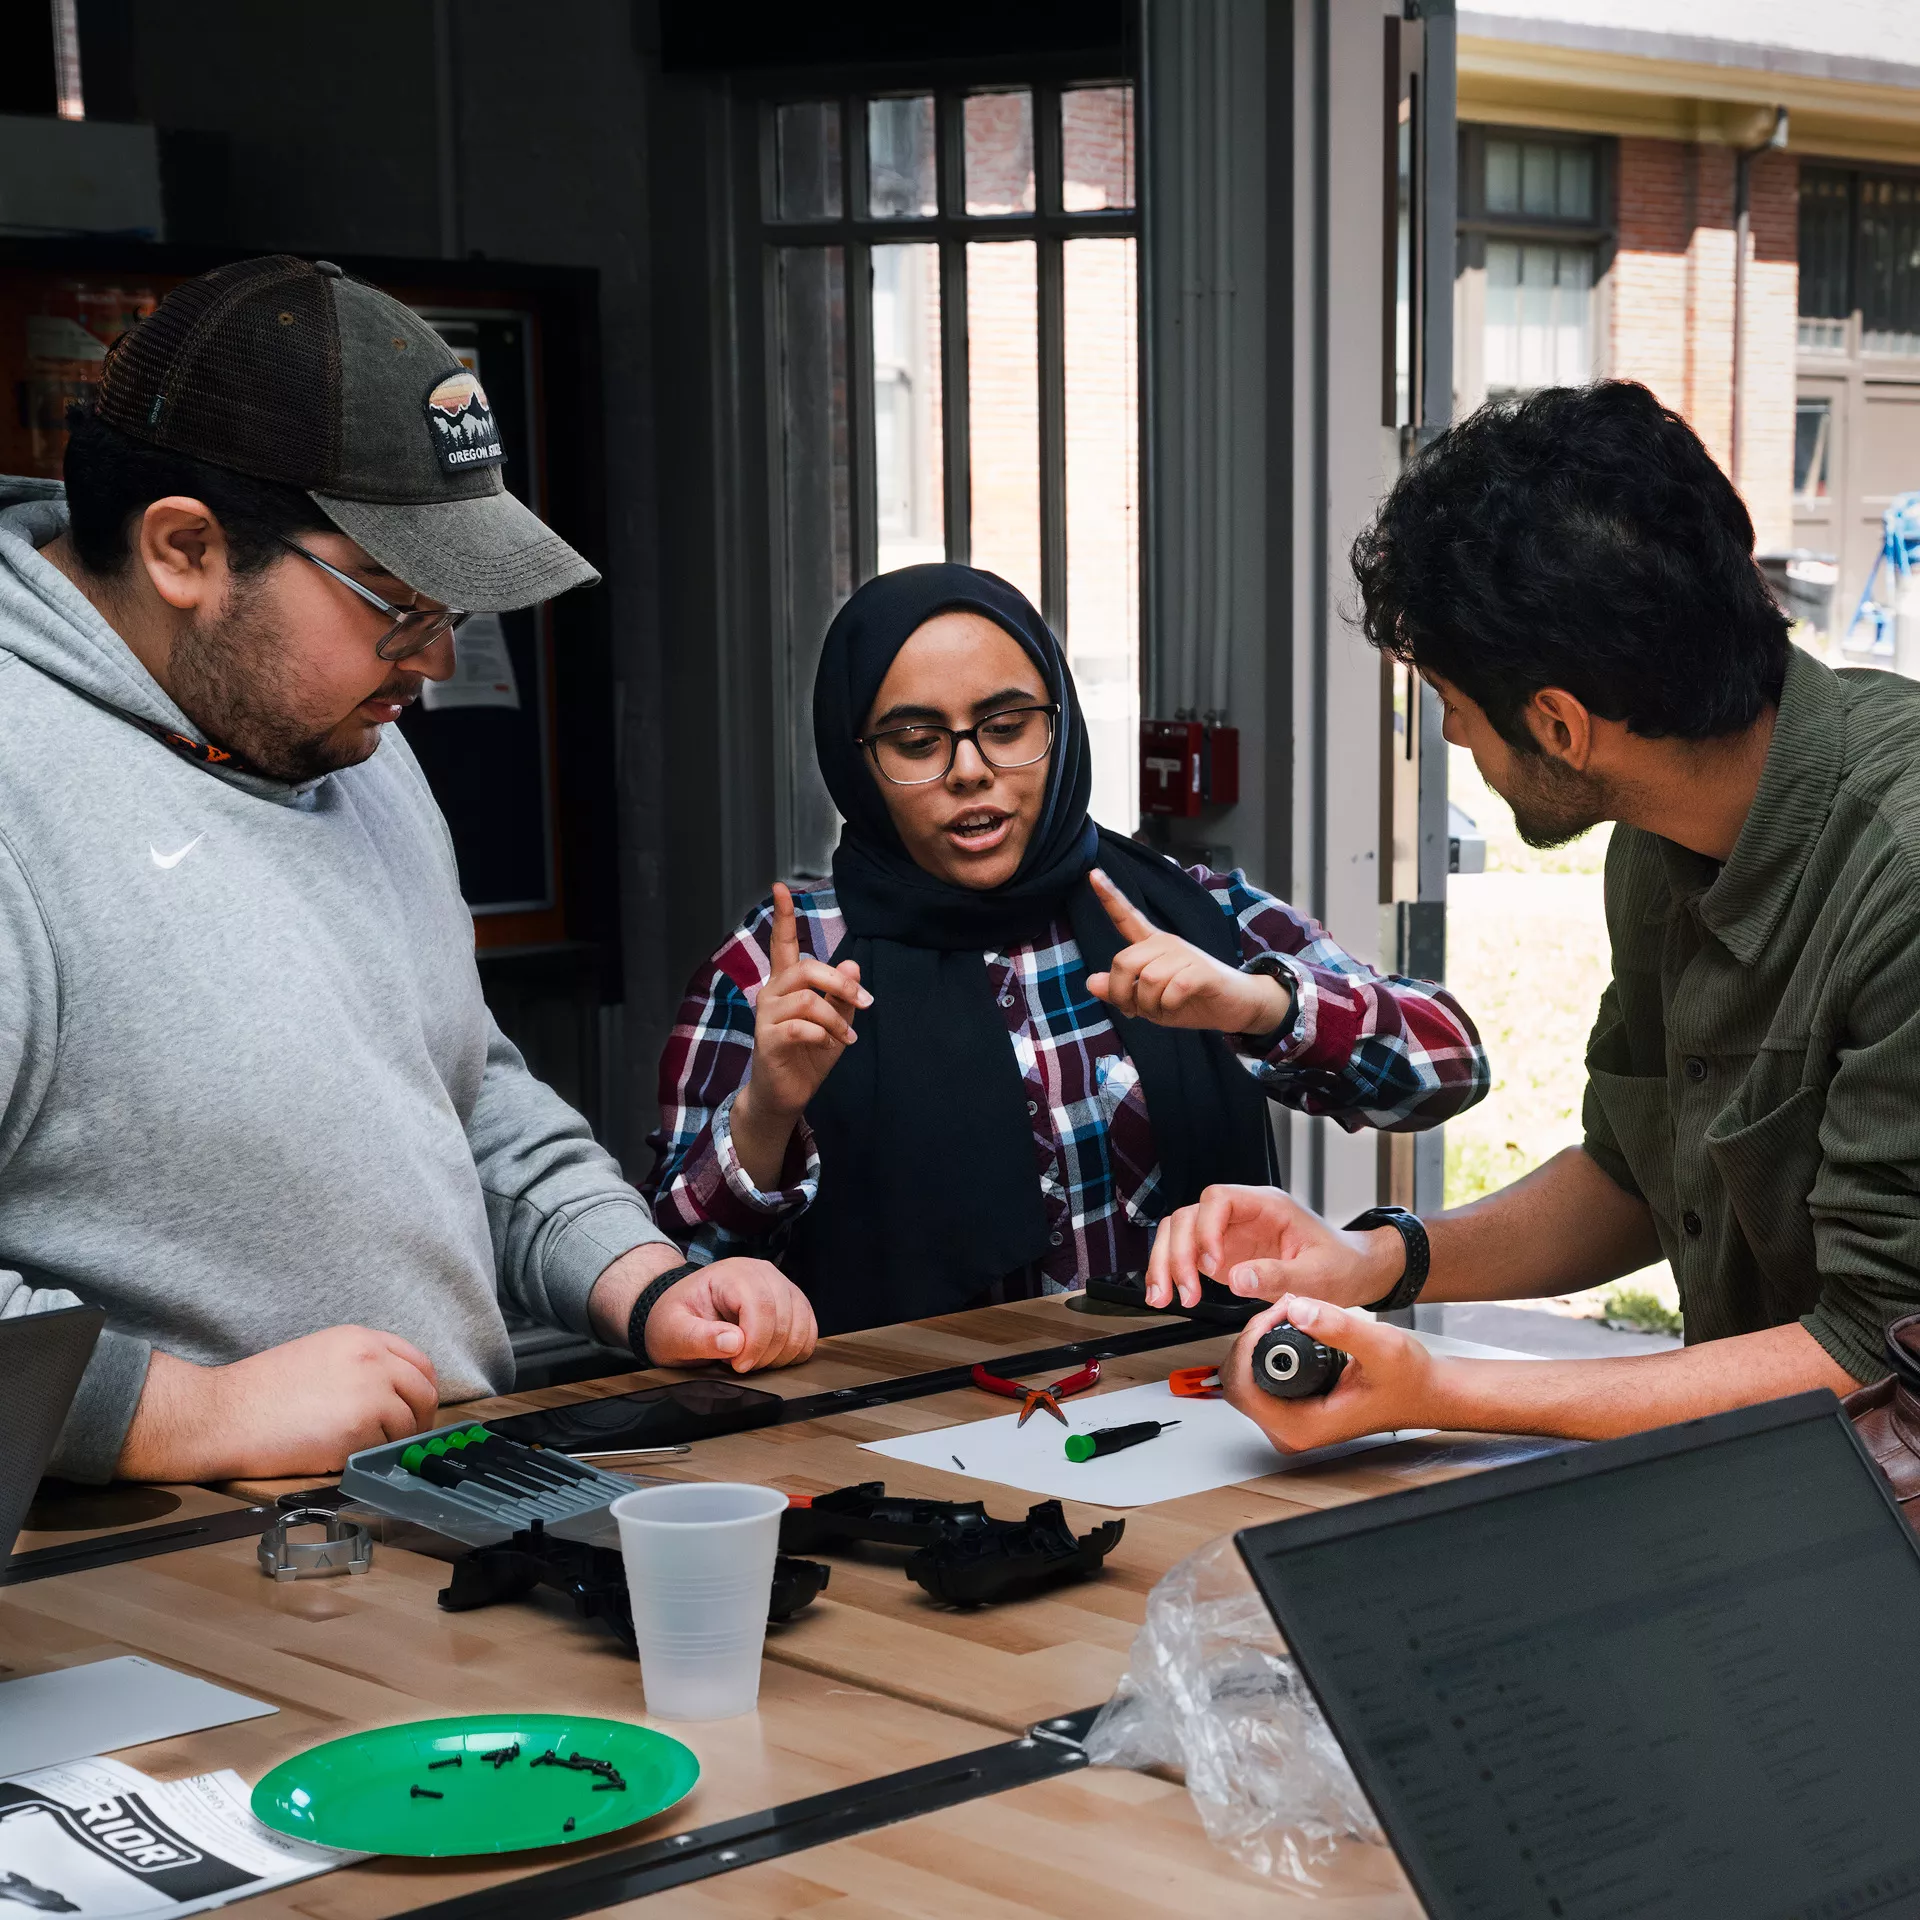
[257,1507,373,1582]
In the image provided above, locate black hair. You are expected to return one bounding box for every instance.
[62,405,333,579]
[1350,380,1789,749]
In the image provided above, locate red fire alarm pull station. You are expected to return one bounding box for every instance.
[1139,719,1239,817]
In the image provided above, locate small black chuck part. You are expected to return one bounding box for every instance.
[1250,1323,1347,1399]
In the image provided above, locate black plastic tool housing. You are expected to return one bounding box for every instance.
[779,1481,1123,1607]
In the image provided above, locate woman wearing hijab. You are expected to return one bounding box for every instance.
[646,566,1487,1335]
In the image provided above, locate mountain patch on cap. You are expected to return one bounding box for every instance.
[424,371,505,475]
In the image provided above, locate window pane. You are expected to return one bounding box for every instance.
[1061,86,1134,211]
[1064,237,1139,832]
[1485,139,1519,214]
[1794,398,1832,504]
[1520,143,1556,217]
[773,247,852,876]
[1556,146,1594,221]
[966,239,1041,609]
[964,91,1035,216]
[1485,240,1520,390]
[1859,172,1920,353]
[771,102,841,222]
[1553,246,1592,381]
[1799,168,1851,320]
[1484,241,1592,395]
[869,96,936,219]
[872,243,945,575]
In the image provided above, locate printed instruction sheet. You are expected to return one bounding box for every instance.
[0,1756,354,1918]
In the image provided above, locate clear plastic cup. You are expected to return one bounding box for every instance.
[608,1482,787,1721]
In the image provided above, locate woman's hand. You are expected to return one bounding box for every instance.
[730,883,870,1188]
[1084,869,1291,1036]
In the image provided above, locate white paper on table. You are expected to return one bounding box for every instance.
[418,611,519,711]
[0,1755,358,1918]
[0,1658,277,1780]
[862,1379,1432,1508]
[861,1330,1536,1510]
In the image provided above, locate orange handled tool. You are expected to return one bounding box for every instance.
[1168,1366,1223,1399]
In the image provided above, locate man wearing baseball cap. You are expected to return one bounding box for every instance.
[0,255,816,1483]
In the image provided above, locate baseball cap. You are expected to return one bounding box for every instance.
[93,254,598,613]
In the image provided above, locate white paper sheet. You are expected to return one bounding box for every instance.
[0,1660,277,1781]
[418,611,519,711]
[861,1329,1532,1509]
[0,1755,355,1918]
[862,1379,1425,1507]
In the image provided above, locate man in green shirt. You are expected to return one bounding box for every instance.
[1149,379,1916,1447]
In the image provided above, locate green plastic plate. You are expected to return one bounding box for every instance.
[250,1714,700,1857]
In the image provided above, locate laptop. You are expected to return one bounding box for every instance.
[1237,1391,1920,1920]
[1,1305,105,1563]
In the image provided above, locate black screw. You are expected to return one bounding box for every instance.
[429,1756,462,1770]
[411,1786,444,1800]
[563,1817,576,1833]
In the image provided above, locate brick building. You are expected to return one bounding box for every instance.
[1457,2,1920,631]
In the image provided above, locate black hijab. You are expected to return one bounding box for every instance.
[785,564,1273,1333]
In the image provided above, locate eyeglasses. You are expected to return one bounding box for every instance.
[859,704,1058,786]
[275,536,470,662]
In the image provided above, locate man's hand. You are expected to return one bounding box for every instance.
[588,1244,817,1373]
[640,1259,818,1372]
[1084,869,1291,1036]
[117,1327,440,1482]
[1146,1183,1404,1310]
[1222,1294,1438,1452]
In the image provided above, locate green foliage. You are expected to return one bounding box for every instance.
[1444,1133,1534,1208]
[1602,1284,1683,1337]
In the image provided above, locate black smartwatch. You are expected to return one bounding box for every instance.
[627,1260,701,1365]
[1344,1205,1430,1313]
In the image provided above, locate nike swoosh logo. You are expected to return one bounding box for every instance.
[149,836,204,870]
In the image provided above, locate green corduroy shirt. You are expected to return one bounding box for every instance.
[1583,644,1920,1383]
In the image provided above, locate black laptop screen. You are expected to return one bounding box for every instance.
[1239,1403,1920,1920]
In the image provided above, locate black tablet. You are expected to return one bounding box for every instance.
[489,1378,783,1452]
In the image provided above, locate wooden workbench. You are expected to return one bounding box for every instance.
[5,1295,1485,1916]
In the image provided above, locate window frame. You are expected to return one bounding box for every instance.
[1453,124,1615,410]
[1797,160,1920,359]
[755,81,1139,634]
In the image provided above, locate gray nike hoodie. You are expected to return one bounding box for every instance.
[0,482,674,1479]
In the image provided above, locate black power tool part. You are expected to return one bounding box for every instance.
[437,1520,828,1645]
[780,1481,1124,1607]
[1250,1323,1348,1399]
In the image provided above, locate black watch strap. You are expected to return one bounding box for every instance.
[627,1260,701,1364]
[1344,1205,1430,1313]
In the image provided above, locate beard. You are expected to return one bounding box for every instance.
[1501,748,1610,850]
[166,577,410,783]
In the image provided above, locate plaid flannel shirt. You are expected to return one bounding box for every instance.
[644,866,1487,1291]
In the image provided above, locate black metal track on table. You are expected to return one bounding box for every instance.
[1,1485,350,1587]
[395,1707,1103,1920]
[771,1315,1220,1426]
[3,1322,1225,1584]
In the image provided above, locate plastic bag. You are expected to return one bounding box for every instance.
[1084,1534,1386,1887]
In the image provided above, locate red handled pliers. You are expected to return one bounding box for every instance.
[970,1358,1101,1427]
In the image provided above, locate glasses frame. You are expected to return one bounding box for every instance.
[275,536,470,662]
[859,702,1058,786]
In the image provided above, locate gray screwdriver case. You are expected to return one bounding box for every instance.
[340,1422,642,1546]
